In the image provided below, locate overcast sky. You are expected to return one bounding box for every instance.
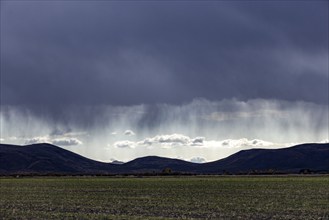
[0,1,328,162]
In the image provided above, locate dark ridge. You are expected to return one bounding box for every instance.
[0,143,328,175]
[121,156,198,173]
[200,143,329,174]
[0,143,117,174]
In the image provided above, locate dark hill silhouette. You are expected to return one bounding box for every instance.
[121,156,198,173]
[200,143,329,174]
[0,143,116,174]
[0,143,328,175]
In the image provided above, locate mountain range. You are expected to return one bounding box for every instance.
[0,143,328,175]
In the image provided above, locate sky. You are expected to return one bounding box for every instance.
[0,0,328,163]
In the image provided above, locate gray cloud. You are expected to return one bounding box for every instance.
[25,137,49,145]
[113,141,136,149]
[124,130,135,136]
[2,98,327,161]
[115,134,280,150]
[25,136,82,146]
[190,157,207,163]
[51,138,82,146]
[138,134,201,147]
[203,109,283,122]
[1,2,328,162]
[1,1,328,107]
[1,99,328,145]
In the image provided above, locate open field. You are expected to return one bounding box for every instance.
[0,176,328,219]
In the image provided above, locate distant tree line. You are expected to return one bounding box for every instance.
[1,167,328,177]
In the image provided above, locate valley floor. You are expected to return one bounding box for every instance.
[0,176,328,219]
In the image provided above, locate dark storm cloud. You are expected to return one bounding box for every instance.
[1,1,328,107]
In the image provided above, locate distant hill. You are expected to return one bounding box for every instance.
[199,143,329,174]
[0,143,328,175]
[121,156,198,173]
[0,143,116,175]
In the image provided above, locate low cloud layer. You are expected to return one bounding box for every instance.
[124,130,135,136]
[113,141,136,149]
[109,135,292,163]
[25,136,82,146]
[1,98,328,162]
[138,134,204,147]
[52,138,83,146]
[190,157,207,163]
[113,134,282,151]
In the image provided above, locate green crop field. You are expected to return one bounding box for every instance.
[0,176,328,219]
